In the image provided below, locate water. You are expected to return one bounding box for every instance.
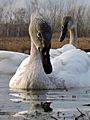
[0,77,90,120]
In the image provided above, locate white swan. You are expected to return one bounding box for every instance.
[9,13,90,90]
[60,16,78,47]
[50,16,77,59]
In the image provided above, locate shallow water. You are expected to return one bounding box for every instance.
[0,77,90,120]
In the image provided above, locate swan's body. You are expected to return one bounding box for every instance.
[0,51,28,75]
[50,44,76,59]
[9,14,90,90]
[9,44,61,89]
[52,49,90,88]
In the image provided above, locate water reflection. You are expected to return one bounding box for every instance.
[9,88,90,120]
[9,89,54,120]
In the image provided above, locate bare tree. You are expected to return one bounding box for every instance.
[25,0,41,22]
[3,0,15,36]
[0,0,90,37]
[13,8,29,37]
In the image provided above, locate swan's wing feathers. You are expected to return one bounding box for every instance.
[0,51,29,74]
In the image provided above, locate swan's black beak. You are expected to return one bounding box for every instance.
[38,43,52,74]
[59,26,68,42]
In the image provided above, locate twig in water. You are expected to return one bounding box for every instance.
[50,116,58,120]
[75,108,85,120]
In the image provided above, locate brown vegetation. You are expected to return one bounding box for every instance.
[52,33,90,50]
[0,37,30,54]
[0,35,90,54]
[52,37,90,50]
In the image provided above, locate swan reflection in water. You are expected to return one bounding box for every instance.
[9,88,90,120]
[9,89,54,120]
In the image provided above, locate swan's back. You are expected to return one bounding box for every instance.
[52,49,90,88]
[50,44,76,59]
[53,49,90,73]
[0,51,28,74]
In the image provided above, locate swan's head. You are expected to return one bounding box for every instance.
[59,16,75,42]
[29,13,52,74]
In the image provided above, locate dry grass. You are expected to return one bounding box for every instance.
[0,37,31,54]
[52,37,90,49]
[0,34,90,54]
[51,33,90,50]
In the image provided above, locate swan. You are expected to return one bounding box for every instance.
[9,13,90,90]
[59,16,78,47]
[50,16,77,59]
[58,16,90,57]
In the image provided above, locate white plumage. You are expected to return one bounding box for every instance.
[0,51,28,74]
[50,44,76,59]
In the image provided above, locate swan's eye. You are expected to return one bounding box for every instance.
[37,32,42,38]
[62,25,64,29]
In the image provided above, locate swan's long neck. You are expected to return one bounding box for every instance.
[30,41,40,58]
[30,40,44,74]
[69,26,77,47]
[28,40,51,89]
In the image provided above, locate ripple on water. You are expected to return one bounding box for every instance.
[0,77,90,120]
